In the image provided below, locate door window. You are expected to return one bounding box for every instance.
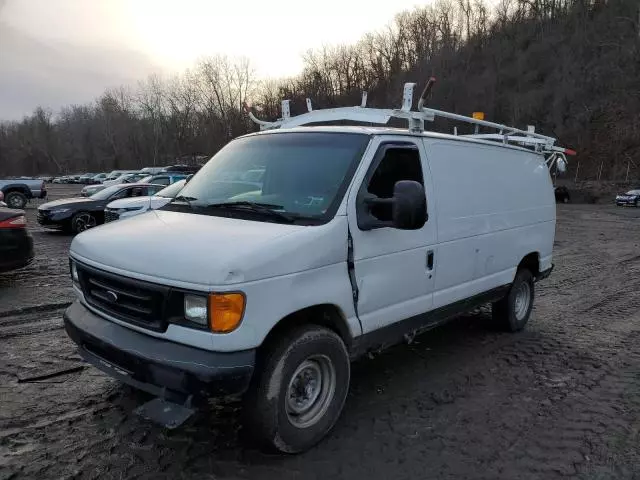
[366,147,424,222]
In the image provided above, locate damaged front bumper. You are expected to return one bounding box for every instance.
[63,301,255,403]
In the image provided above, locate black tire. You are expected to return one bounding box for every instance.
[5,191,27,209]
[492,268,535,332]
[71,212,97,234]
[243,325,350,454]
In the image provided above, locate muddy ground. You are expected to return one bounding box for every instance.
[1,185,639,479]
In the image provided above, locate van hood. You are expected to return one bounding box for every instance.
[70,210,348,288]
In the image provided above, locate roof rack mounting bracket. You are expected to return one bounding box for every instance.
[401,83,416,112]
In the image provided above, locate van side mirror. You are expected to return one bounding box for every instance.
[391,180,427,229]
[357,180,427,230]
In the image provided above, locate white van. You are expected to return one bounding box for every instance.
[63,83,572,453]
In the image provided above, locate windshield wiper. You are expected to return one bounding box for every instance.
[204,201,297,223]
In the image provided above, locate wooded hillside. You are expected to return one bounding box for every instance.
[0,0,638,180]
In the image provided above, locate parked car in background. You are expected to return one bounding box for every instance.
[163,164,202,174]
[91,173,108,183]
[0,207,34,273]
[38,183,164,233]
[0,178,47,209]
[121,173,149,183]
[81,172,140,196]
[139,173,188,186]
[105,170,139,181]
[78,173,97,184]
[139,166,166,175]
[104,178,188,223]
[615,189,640,207]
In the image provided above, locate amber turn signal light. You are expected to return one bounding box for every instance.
[208,293,245,333]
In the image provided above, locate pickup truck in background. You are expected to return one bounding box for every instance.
[0,179,47,209]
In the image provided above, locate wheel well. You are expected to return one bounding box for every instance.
[3,187,28,196]
[518,252,540,277]
[259,305,353,357]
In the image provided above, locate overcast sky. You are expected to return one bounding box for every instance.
[0,0,430,121]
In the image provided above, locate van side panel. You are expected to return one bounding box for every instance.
[423,139,555,309]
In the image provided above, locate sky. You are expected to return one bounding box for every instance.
[0,0,430,120]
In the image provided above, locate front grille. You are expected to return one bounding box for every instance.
[37,210,49,224]
[77,263,169,331]
[104,210,119,223]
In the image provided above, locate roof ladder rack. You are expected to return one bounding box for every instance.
[243,80,576,170]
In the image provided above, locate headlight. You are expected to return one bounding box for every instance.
[117,207,142,214]
[51,208,70,214]
[184,295,208,326]
[70,260,79,283]
[183,293,246,332]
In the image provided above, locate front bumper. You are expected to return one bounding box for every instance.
[616,198,637,206]
[37,210,73,229]
[64,301,255,402]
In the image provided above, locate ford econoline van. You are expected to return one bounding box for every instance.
[63,84,571,453]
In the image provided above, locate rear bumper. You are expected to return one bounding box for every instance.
[63,301,255,402]
[0,230,34,273]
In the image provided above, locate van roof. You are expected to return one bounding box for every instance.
[240,125,545,156]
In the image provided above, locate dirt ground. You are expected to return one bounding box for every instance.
[1,185,640,479]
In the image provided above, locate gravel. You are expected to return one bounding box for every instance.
[1,187,639,479]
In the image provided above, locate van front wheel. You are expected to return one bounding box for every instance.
[244,325,350,453]
[492,268,535,332]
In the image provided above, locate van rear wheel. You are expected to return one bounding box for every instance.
[492,268,534,332]
[243,325,350,453]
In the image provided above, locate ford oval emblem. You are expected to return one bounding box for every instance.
[105,290,118,303]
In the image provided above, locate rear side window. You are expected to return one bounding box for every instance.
[153,177,170,185]
[108,188,130,200]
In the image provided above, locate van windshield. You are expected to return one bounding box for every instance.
[169,132,369,223]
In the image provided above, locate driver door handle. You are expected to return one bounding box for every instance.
[426,250,434,277]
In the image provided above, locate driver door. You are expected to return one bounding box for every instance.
[347,136,437,334]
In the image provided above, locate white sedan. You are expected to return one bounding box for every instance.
[104,178,187,222]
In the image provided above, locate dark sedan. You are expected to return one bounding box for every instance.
[0,208,34,273]
[37,183,164,234]
[615,189,640,207]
